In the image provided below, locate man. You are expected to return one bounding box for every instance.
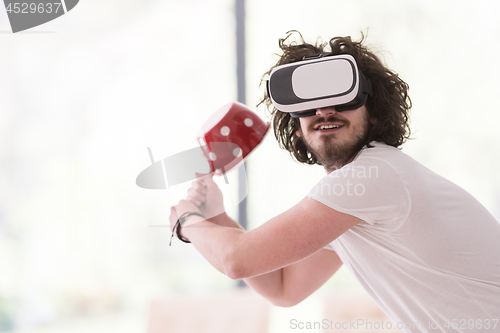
[170,32,500,332]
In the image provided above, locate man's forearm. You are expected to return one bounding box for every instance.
[207,212,245,230]
[181,213,285,303]
[181,216,245,278]
[208,214,286,302]
[243,267,286,305]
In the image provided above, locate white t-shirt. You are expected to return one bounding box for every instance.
[308,142,500,332]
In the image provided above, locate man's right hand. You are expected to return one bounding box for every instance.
[186,172,226,221]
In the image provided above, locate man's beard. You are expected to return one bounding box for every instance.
[300,114,371,171]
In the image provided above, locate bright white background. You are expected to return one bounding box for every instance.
[0,0,499,332]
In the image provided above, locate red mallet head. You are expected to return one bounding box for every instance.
[197,102,270,175]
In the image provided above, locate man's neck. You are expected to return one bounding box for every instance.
[323,149,363,174]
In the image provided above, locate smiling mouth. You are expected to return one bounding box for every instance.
[314,123,346,133]
[316,124,344,130]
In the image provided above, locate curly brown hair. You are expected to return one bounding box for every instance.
[259,31,412,166]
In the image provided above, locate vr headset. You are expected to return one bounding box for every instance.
[267,54,373,118]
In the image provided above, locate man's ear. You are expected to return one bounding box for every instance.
[295,129,302,137]
[370,117,377,126]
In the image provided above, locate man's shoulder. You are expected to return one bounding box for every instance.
[328,142,408,183]
[336,141,420,185]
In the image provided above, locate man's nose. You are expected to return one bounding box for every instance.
[315,107,337,117]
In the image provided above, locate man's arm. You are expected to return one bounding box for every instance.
[243,247,343,307]
[173,174,358,306]
[174,192,359,280]
[186,210,343,307]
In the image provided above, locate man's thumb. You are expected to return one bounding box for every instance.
[195,172,214,186]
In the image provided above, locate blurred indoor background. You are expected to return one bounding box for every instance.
[1,0,499,332]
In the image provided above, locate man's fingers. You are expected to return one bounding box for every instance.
[195,172,215,188]
[187,188,206,202]
[186,194,203,207]
[191,179,207,194]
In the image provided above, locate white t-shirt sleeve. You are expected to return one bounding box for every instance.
[307,157,411,228]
